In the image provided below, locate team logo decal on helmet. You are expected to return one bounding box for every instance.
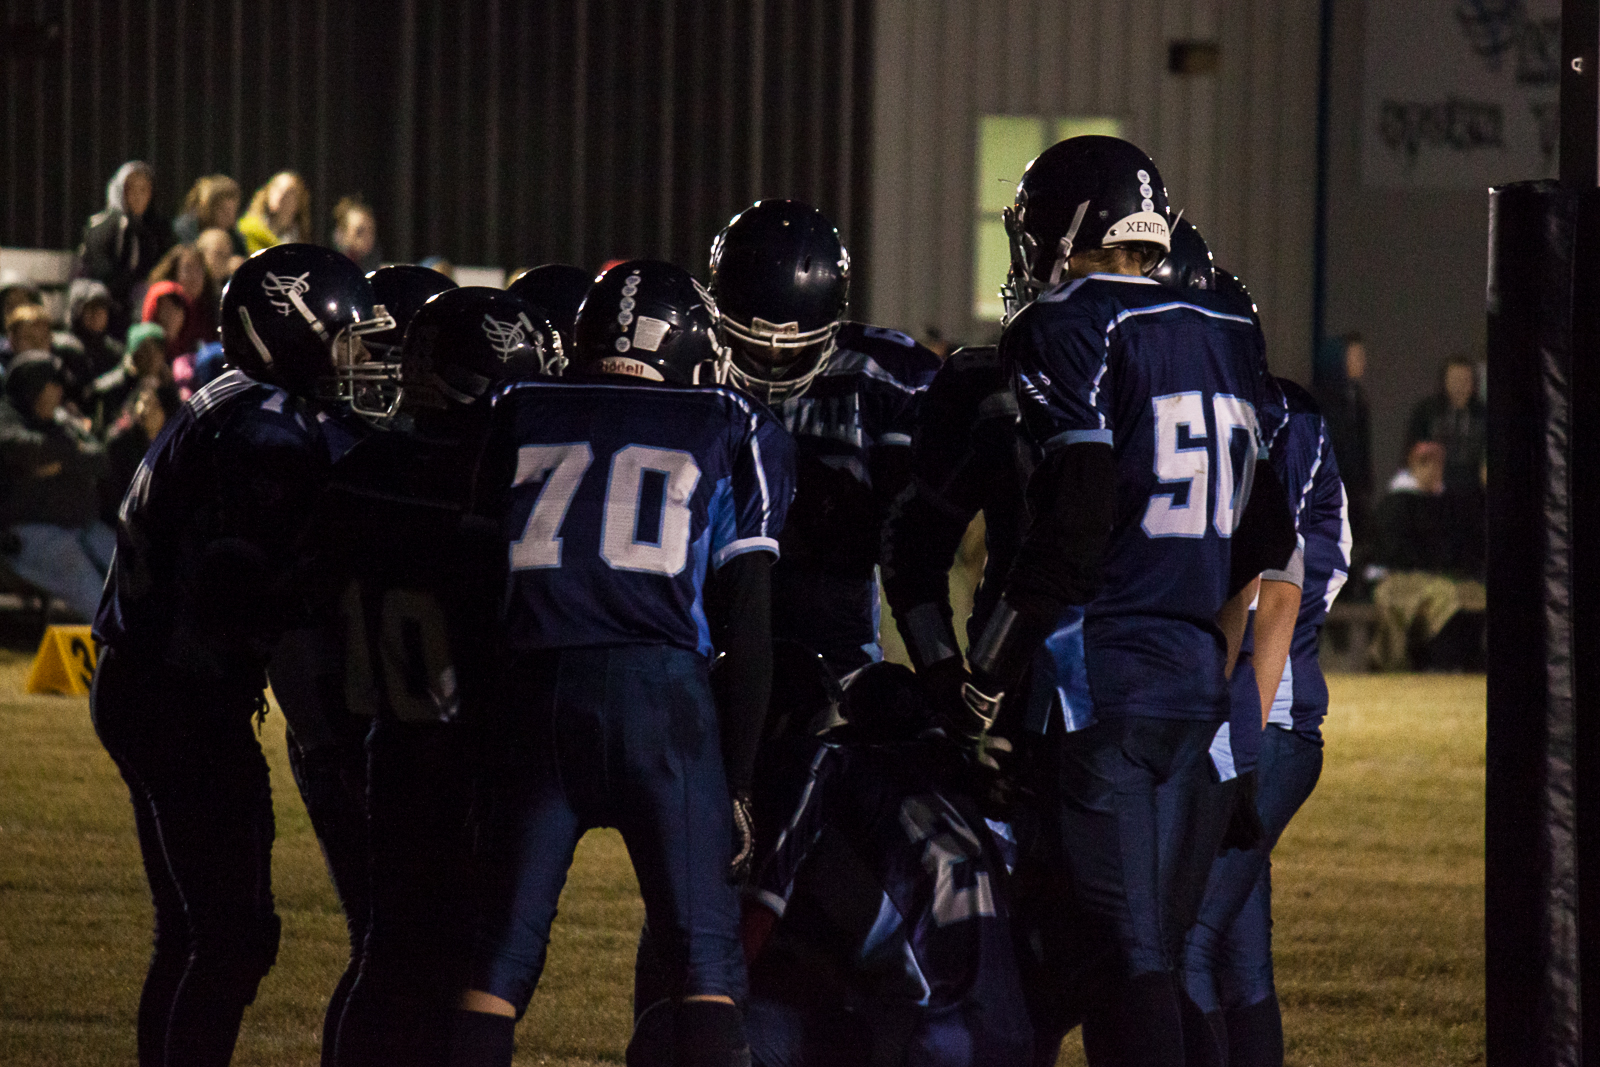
[222,244,394,401]
[263,272,313,316]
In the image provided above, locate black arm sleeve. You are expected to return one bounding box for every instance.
[969,441,1116,694]
[706,550,773,794]
[1228,460,1298,597]
[880,353,997,668]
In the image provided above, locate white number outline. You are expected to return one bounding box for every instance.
[1142,391,1210,539]
[1211,395,1259,538]
[510,443,594,570]
[600,445,702,576]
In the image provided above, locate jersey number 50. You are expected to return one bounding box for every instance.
[1142,391,1258,539]
[510,443,702,576]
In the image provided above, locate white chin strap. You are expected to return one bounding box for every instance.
[1047,200,1092,287]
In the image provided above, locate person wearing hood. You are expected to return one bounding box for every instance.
[61,280,126,400]
[79,161,173,336]
[0,351,114,622]
[1312,333,1373,540]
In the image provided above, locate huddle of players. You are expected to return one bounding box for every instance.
[86,132,1349,1067]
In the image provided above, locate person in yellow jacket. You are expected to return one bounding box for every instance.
[237,171,311,254]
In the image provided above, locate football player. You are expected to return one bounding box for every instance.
[741,662,1033,1067]
[266,260,456,1066]
[90,244,394,1067]
[883,216,1253,1065]
[709,200,939,677]
[324,287,559,1067]
[941,137,1294,1067]
[507,262,591,356]
[450,261,796,1067]
[1180,374,1349,1067]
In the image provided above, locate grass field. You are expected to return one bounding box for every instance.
[0,652,1484,1066]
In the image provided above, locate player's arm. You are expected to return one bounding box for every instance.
[1251,579,1300,725]
[957,313,1116,739]
[706,551,772,798]
[881,358,986,673]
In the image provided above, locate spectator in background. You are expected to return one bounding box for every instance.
[147,244,218,355]
[196,227,243,286]
[60,280,124,405]
[0,351,114,622]
[1365,441,1485,671]
[1313,332,1373,538]
[173,174,247,257]
[418,255,454,281]
[5,304,57,367]
[238,171,311,253]
[141,282,189,359]
[88,322,177,436]
[1,281,43,326]
[331,196,381,272]
[79,161,172,335]
[1406,355,1487,501]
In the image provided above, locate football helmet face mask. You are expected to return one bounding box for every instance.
[573,260,722,386]
[1150,217,1215,293]
[221,243,395,402]
[1001,136,1173,320]
[350,265,458,418]
[708,199,850,405]
[399,286,562,418]
[507,263,591,360]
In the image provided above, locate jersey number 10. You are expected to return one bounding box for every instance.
[1142,391,1258,540]
[510,443,702,576]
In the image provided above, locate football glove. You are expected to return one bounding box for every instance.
[728,791,756,884]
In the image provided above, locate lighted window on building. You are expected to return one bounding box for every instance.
[974,115,1123,322]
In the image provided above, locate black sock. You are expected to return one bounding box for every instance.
[676,1000,749,1067]
[1118,972,1186,1067]
[1225,994,1285,1067]
[1179,988,1228,1067]
[447,1009,515,1067]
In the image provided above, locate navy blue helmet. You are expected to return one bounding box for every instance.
[1003,136,1172,317]
[1150,217,1215,293]
[573,260,721,386]
[366,264,458,357]
[508,263,591,355]
[221,243,395,400]
[835,661,932,745]
[399,286,561,417]
[708,199,850,404]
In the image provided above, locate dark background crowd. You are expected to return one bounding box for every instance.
[0,161,385,624]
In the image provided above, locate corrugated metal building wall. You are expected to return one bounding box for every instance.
[0,0,874,285]
[867,0,1321,378]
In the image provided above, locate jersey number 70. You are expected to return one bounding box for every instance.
[1141,391,1258,540]
[509,443,702,576]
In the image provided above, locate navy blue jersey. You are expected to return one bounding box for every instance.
[94,369,332,681]
[1259,379,1350,742]
[1005,273,1269,721]
[487,378,795,656]
[751,740,1033,1066]
[769,322,939,667]
[317,424,505,723]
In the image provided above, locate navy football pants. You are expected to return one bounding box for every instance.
[91,646,281,1067]
[337,717,476,1067]
[1182,725,1323,1022]
[1040,714,1219,1067]
[270,625,372,1067]
[469,645,746,1013]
